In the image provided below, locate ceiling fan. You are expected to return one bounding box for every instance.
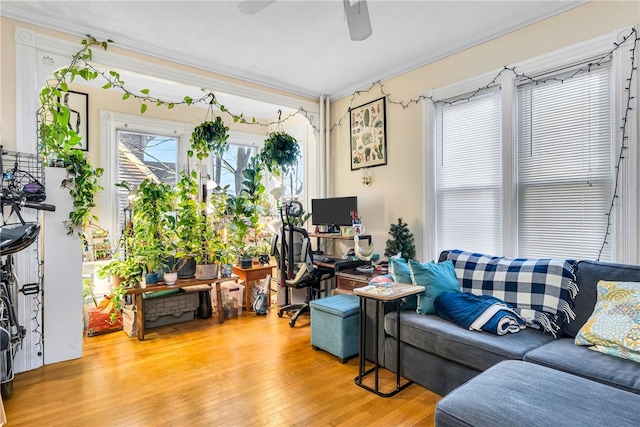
[238,0,373,41]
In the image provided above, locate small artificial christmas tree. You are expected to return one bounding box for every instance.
[384,218,416,261]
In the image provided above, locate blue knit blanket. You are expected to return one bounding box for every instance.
[444,250,578,337]
[435,292,526,335]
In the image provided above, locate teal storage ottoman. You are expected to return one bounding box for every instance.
[309,294,360,363]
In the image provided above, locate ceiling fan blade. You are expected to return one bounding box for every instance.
[343,0,372,41]
[238,0,276,15]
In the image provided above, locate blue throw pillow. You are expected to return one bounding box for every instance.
[389,257,417,310]
[409,259,461,314]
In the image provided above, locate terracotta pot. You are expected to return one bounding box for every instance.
[195,263,218,280]
[111,275,124,289]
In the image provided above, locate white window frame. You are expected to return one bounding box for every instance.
[100,111,194,242]
[423,27,637,263]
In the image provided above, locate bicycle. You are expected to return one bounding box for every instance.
[0,146,55,399]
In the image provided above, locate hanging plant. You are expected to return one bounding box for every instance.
[189,116,230,160]
[260,131,300,174]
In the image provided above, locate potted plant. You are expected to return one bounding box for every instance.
[189,116,230,160]
[96,257,143,289]
[162,256,186,285]
[384,217,416,261]
[129,179,176,284]
[260,131,300,175]
[174,170,203,278]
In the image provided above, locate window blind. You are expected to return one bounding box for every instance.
[435,90,502,255]
[517,64,612,260]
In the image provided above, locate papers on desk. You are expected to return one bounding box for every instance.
[357,285,397,296]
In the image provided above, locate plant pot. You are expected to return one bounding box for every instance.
[163,272,178,285]
[145,272,159,285]
[111,274,124,289]
[195,263,218,280]
[177,257,196,279]
[240,256,253,269]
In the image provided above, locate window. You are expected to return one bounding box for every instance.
[517,65,612,260]
[211,128,306,202]
[100,112,192,244]
[212,143,257,196]
[425,29,637,263]
[435,90,502,255]
[102,114,309,246]
[116,130,179,233]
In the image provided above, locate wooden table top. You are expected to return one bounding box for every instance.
[125,276,237,295]
[353,283,423,301]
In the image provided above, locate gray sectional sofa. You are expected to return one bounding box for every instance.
[363,253,640,424]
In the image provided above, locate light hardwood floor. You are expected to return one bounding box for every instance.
[4,307,440,426]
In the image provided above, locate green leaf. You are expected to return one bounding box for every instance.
[102,83,112,89]
[140,103,148,114]
[140,88,150,95]
[122,93,131,100]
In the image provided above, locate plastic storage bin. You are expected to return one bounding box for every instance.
[211,283,245,319]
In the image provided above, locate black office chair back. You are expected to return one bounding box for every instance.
[280,224,310,280]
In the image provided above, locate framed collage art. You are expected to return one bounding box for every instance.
[350,97,386,170]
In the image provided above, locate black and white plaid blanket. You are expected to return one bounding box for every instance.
[445,250,579,337]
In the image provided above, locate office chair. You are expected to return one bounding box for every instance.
[274,202,333,327]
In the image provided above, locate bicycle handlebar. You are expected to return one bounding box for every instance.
[1,191,56,213]
[20,200,55,212]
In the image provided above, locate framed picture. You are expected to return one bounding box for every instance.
[58,91,89,151]
[350,97,387,170]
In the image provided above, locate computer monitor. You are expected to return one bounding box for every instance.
[311,196,358,227]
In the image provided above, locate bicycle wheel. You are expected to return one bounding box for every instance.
[0,377,13,400]
[0,295,13,399]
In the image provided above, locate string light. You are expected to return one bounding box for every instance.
[57,29,638,260]
[327,28,637,261]
[597,28,638,261]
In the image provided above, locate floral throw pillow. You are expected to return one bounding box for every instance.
[575,280,640,363]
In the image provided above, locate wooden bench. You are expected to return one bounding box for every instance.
[125,276,238,341]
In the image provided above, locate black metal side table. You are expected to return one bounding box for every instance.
[353,283,423,397]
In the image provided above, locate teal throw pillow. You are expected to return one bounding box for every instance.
[409,259,461,314]
[389,257,417,310]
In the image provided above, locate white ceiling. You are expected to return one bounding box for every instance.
[2,0,585,112]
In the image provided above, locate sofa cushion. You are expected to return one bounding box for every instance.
[444,249,578,336]
[389,257,416,310]
[567,260,640,337]
[408,259,460,315]
[524,338,640,394]
[575,280,640,362]
[435,360,640,427]
[386,311,554,371]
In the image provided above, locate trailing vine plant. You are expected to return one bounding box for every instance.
[189,99,230,160]
[38,35,107,235]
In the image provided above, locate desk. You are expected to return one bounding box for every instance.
[309,232,372,245]
[126,276,237,341]
[353,283,423,397]
[335,269,381,294]
[232,264,275,311]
